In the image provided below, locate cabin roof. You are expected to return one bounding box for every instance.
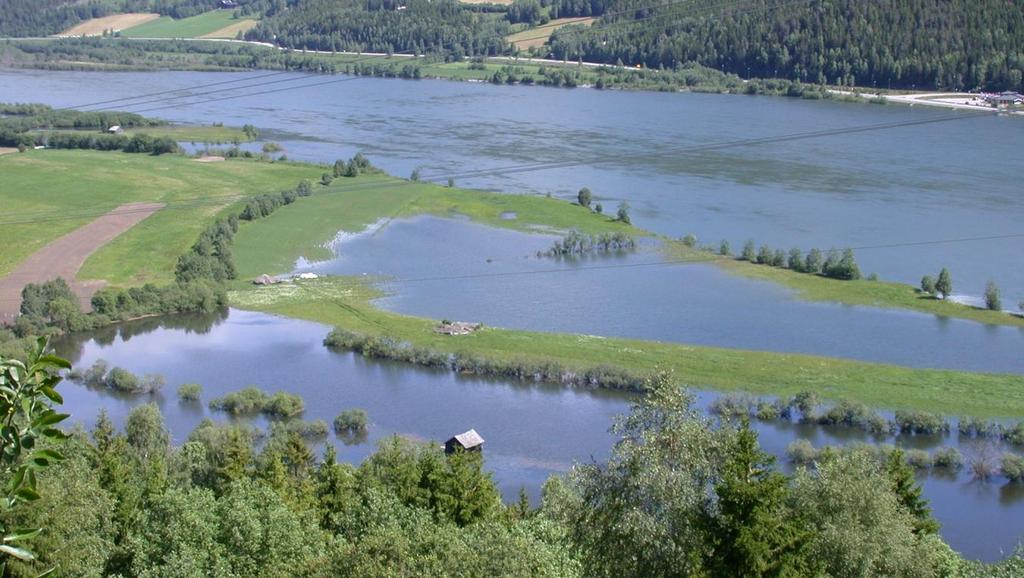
[452,429,484,448]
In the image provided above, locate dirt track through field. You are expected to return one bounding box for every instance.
[0,202,164,323]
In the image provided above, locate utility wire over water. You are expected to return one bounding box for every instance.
[0,108,994,225]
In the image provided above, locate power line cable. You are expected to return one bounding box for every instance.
[0,107,991,225]
[72,70,294,111]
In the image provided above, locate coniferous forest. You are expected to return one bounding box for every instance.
[2,0,1021,91]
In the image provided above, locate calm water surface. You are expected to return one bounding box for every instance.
[53,310,1024,562]
[304,216,1024,374]
[1,69,1023,303]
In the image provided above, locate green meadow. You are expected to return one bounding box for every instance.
[120,10,254,39]
[0,149,319,284]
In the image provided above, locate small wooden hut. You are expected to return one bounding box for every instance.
[445,429,484,455]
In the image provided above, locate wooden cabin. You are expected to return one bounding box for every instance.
[445,429,484,455]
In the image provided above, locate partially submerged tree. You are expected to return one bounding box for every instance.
[936,268,953,299]
[577,187,592,208]
[985,280,1001,311]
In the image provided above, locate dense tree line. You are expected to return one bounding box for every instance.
[549,0,1024,91]
[730,239,862,280]
[244,0,511,57]
[6,353,1024,576]
[14,277,228,337]
[0,103,160,131]
[0,103,177,153]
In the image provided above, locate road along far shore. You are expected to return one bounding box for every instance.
[0,202,165,323]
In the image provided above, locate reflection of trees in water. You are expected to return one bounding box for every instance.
[337,430,368,446]
[53,308,229,366]
[998,480,1024,506]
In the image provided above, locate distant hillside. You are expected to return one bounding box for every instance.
[547,0,1024,92]
[244,0,511,57]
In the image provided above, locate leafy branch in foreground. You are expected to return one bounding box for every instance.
[0,338,70,573]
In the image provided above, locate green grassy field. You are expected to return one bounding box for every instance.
[231,174,632,279]
[123,124,252,143]
[0,149,320,284]
[229,277,1024,417]
[41,125,251,143]
[120,10,254,39]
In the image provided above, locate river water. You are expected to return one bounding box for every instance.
[5,68,1024,560]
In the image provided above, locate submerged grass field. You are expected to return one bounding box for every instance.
[229,277,1024,418]
[120,10,255,39]
[0,149,319,283]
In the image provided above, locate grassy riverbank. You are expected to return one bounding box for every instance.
[229,276,1024,417]
[0,149,319,282]
[41,124,252,143]
[664,241,1024,328]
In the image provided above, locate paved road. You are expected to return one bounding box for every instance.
[0,202,165,323]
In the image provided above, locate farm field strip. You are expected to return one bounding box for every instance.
[58,13,160,37]
[0,202,164,320]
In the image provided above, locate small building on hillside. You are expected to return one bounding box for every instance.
[107,125,123,134]
[445,429,484,455]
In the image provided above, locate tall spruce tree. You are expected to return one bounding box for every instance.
[884,448,939,535]
[707,420,813,577]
